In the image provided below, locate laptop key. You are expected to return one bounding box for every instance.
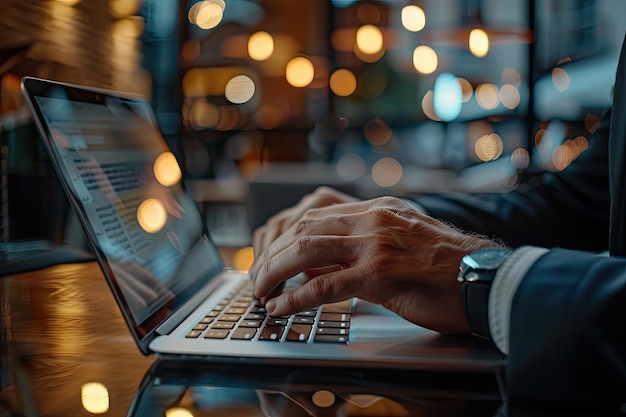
[239,320,263,328]
[244,313,266,320]
[318,320,350,328]
[186,330,202,338]
[219,314,242,322]
[295,310,317,317]
[230,301,250,308]
[314,334,349,344]
[316,327,349,336]
[266,317,289,326]
[204,329,230,339]
[319,313,351,322]
[231,327,258,340]
[225,307,246,315]
[213,321,235,329]
[192,323,209,331]
[259,325,285,341]
[292,316,315,324]
[199,317,214,324]
[285,324,312,342]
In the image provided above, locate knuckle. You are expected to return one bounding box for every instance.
[295,218,312,234]
[307,276,335,302]
[295,235,317,256]
[260,256,276,277]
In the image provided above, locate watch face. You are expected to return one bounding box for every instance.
[464,248,512,270]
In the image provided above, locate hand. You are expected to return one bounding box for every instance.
[250,196,501,334]
[253,186,359,257]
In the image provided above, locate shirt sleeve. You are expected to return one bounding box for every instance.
[488,246,549,355]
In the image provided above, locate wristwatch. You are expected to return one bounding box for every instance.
[457,247,513,338]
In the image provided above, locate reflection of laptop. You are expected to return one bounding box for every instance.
[22,76,505,371]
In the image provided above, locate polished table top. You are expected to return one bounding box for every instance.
[0,243,611,417]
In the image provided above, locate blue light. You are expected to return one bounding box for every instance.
[433,73,462,122]
[332,0,358,8]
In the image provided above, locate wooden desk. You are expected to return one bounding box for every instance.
[0,260,505,417]
[1,261,155,415]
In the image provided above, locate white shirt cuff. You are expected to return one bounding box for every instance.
[488,246,549,355]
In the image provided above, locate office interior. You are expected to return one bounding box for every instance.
[1,0,626,261]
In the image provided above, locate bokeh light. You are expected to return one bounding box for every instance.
[154,152,182,186]
[401,5,426,32]
[372,157,403,187]
[421,90,440,121]
[137,198,167,233]
[108,0,141,18]
[330,69,357,96]
[336,152,366,181]
[189,0,225,30]
[457,77,473,102]
[286,56,315,87]
[356,24,384,55]
[469,28,489,58]
[81,382,109,414]
[233,246,255,271]
[189,99,220,130]
[433,73,462,121]
[475,133,503,161]
[511,147,530,170]
[499,84,521,110]
[225,75,256,104]
[413,45,438,74]
[476,83,499,109]
[501,67,522,87]
[312,390,337,408]
[248,31,274,61]
[364,118,392,146]
[552,67,570,91]
[165,408,194,417]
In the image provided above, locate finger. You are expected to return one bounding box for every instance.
[253,235,362,299]
[250,212,357,280]
[265,270,358,316]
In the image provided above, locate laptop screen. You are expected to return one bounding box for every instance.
[22,77,224,347]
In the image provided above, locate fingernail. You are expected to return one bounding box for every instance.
[265,299,276,315]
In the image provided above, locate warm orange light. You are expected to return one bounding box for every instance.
[356,24,384,55]
[248,31,274,61]
[330,69,357,97]
[401,5,426,32]
[469,28,489,58]
[286,56,315,88]
[413,46,438,74]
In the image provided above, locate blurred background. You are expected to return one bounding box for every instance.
[1,0,625,251]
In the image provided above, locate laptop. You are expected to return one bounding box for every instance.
[21,76,506,371]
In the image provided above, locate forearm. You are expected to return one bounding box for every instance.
[497,248,626,405]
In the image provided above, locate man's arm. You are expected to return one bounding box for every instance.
[505,248,626,406]
[412,111,611,252]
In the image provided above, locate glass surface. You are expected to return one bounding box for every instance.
[0,260,610,416]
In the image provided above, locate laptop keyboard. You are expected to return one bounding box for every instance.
[185,281,352,344]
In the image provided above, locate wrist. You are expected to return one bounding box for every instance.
[457,247,513,338]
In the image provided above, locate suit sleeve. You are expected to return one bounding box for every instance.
[411,111,611,252]
[506,248,626,406]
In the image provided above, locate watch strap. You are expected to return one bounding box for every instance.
[463,278,493,338]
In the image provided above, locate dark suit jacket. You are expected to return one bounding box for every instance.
[414,35,626,408]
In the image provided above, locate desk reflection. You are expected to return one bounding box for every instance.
[128,359,504,417]
[7,252,612,417]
